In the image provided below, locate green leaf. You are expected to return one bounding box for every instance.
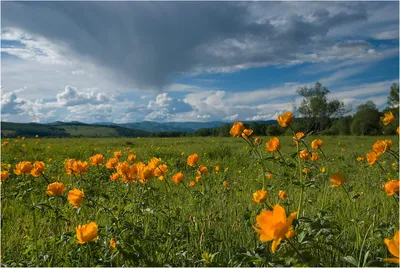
[342,256,358,267]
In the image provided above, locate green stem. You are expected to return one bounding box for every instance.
[387,149,399,161]
[30,195,39,267]
[88,242,94,266]
[375,160,385,172]
[41,173,51,184]
[286,238,306,262]
[296,142,304,218]
[341,184,353,203]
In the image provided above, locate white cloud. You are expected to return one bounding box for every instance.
[56,86,110,106]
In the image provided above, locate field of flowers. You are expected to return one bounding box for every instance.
[1,111,399,267]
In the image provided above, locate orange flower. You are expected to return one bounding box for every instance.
[311,139,323,150]
[197,165,208,175]
[148,157,162,170]
[127,154,136,163]
[187,153,199,167]
[76,221,98,244]
[381,111,395,126]
[330,173,344,187]
[90,154,105,165]
[266,137,280,153]
[106,157,119,169]
[14,161,33,175]
[1,171,9,181]
[255,137,262,145]
[384,230,399,264]
[302,167,310,174]
[3,141,9,146]
[397,127,400,135]
[241,129,254,139]
[299,149,310,160]
[74,161,89,174]
[196,175,202,183]
[310,152,320,161]
[267,173,273,179]
[138,165,153,184]
[383,180,400,196]
[384,139,393,150]
[215,166,220,172]
[154,164,168,177]
[114,151,122,159]
[172,172,185,184]
[277,111,294,128]
[46,182,66,196]
[229,122,245,137]
[68,189,84,208]
[366,151,378,166]
[372,140,388,156]
[252,189,268,204]
[31,161,45,177]
[356,156,364,162]
[293,132,305,144]
[110,173,119,181]
[223,181,229,187]
[278,190,287,200]
[110,238,117,249]
[189,181,196,187]
[253,204,297,253]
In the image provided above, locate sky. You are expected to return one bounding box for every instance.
[1,1,399,124]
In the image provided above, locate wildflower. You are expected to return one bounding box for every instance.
[372,140,388,156]
[302,167,310,174]
[253,204,297,253]
[278,190,287,200]
[148,157,162,170]
[46,182,66,196]
[215,166,220,172]
[384,230,399,264]
[223,181,229,187]
[311,139,323,150]
[68,189,84,208]
[320,167,326,173]
[241,129,253,139]
[76,222,98,244]
[90,154,105,165]
[127,154,136,163]
[252,189,267,204]
[114,151,122,159]
[366,151,378,166]
[110,238,117,249]
[311,152,320,161]
[22,137,25,140]
[187,153,199,167]
[299,149,310,160]
[266,137,280,153]
[106,157,119,169]
[138,165,153,184]
[172,172,185,184]
[229,122,245,137]
[255,137,262,145]
[14,161,33,175]
[74,161,89,174]
[196,175,202,183]
[110,173,119,181]
[267,173,273,179]
[397,127,400,135]
[277,111,294,128]
[181,152,185,156]
[384,139,393,150]
[197,165,208,175]
[356,156,364,162]
[35,135,39,138]
[293,132,304,144]
[189,181,196,187]
[330,173,344,187]
[383,180,400,196]
[1,171,9,181]
[30,161,45,177]
[381,111,395,126]
[154,164,168,177]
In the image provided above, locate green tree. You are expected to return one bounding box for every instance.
[387,82,399,108]
[296,82,346,132]
[350,101,381,135]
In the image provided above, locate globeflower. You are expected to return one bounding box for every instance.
[197,165,208,175]
[310,152,320,161]
[356,156,364,162]
[106,157,119,169]
[46,182,66,196]
[172,172,185,184]
[293,132,304,144]
[311,139,323,150]
[110,173,119,181]
[330,173,344,187]
[138,165,153,184]
[110,238,117,249]
[1,171,9,181]
[14,161,33,175]
[366,151,378,166]
[68,189,84,208]
[381,111,395,126]
[266,137,280,153]
[278,190,287,200]
[31,161,45,177]
[187,153,199,167]
[154,164,168,178]
[76,221,98,244]
[189,181,195,187]
[253,204,297,253]
[127,154,136,163]
[384,230,399,264]
[114,151,122,159]
[90,154,105,165]
[372,140,388,156]
[277,111,294,128]
[383,180,400,196]
[229,122,245,137]
[241,129,253,139]
[252,189,267,204]
[148,157,162,170]
[223,181,229,187]
[299,149,310,160]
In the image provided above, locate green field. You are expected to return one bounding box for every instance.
[1,135,399,266]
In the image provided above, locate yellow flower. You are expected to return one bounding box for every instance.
[148,157,162,170]
[113,151,122,159]
[302,167,310,174]
[383,180,400,196]
[384,230,399,264]
[293,132,304,144]
[46,182,66,196]
[197,165,208,175]
[138,165,153,184]
[320,167,326,173]
[68,189,84,208]
[181,152,185,156]
[90,154,105,165]
[266,137,280,153]
[229,122,245,137]
[223,181,229,187]
[127,154,136,163]
[252,189,268,204]
[154,164,168,177]
[187,153,199,167]
[366,151,378,166]
[172,172,185,184]
[14,161,33,175]
[1,171,9,181]
[311,139,323,150]
[310,152,320,161]
[241,129,254,139]
[330,173,344,187]
[110,238,117,249]
[356,156,364,162]
[299,149,310,160]
[189,181,196,188]
[76,222,98,244]
[278,190,287,200]
[381,111,395,126]
[106,157,119,169]
[253,204,297,253]
[372,140,388,156]
[277,111,294,128]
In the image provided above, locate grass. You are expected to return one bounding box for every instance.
[1,135,399,266]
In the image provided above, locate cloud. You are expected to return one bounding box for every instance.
[1,91,26,114]
[56,86,110,106]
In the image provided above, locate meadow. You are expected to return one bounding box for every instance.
[1,113,399,267]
